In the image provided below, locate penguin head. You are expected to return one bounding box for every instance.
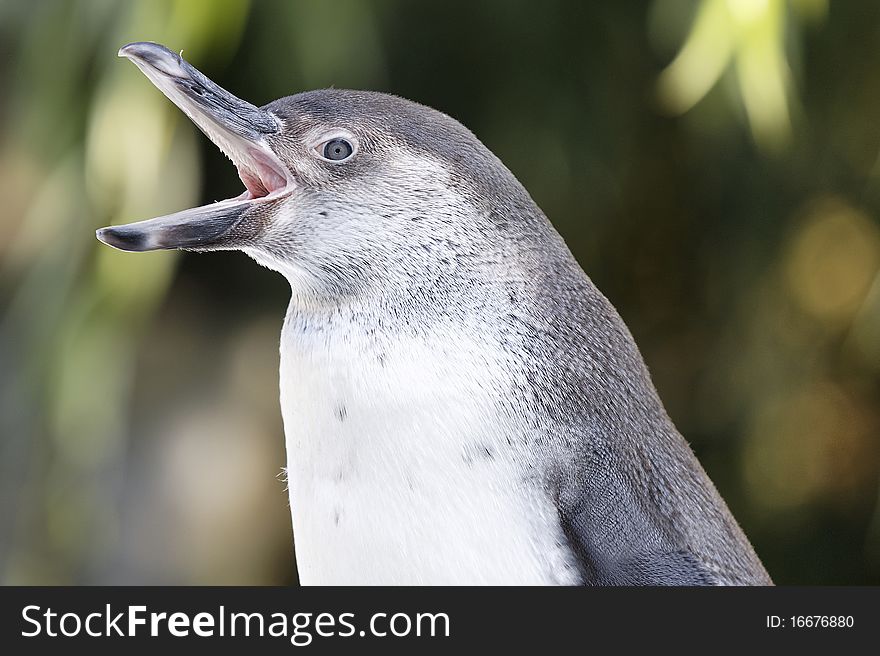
[97,42,536,303]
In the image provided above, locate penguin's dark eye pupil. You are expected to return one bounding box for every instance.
[323,139,353,161]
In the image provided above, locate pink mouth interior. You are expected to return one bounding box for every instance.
[237,148,289,200]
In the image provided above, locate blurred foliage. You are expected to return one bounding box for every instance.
[1,0,878,584]
[655,0,828,149]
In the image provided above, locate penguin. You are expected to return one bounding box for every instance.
[97,42,772,586]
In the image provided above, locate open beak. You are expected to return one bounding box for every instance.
[96,41,294,252]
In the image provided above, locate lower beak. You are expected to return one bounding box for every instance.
[96,41,293,253]
[96,202,250,252]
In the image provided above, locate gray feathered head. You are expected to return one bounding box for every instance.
[97,42,547,303]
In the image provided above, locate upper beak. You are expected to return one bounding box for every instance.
[96,41,294,252]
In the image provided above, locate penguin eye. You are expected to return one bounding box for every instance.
[319,138,354,162]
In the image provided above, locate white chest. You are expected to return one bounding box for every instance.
[277,309,579,585]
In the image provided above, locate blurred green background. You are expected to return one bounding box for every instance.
[1,0,879,585]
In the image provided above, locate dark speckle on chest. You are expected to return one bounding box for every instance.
[461,443,497,468]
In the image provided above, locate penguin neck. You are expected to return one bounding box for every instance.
[281,262,509,334]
